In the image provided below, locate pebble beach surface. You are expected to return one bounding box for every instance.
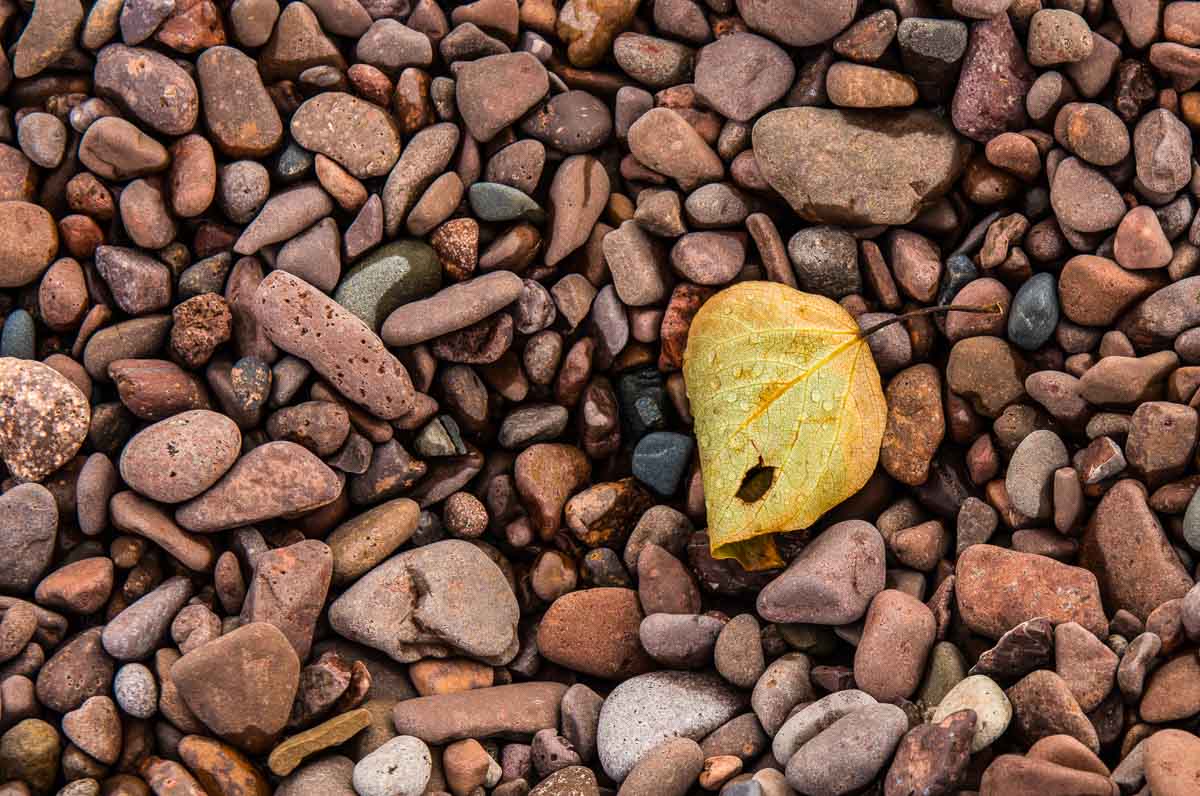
[3,0,1200,794]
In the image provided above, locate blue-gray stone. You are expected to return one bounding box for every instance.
[617,367,668,443]
[1008,272,1058,350]
[333,240,441,332]
[937,254,977,306]
[632,431,694,496]
[0,309,35,359]
[468,182,546,223]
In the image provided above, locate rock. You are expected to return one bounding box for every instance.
[353,735,432,796]
[693,33,794,121]
[256,270,414,419]
[0,719,59,795]
[951,14,1035,142]
[0,202,58,288]
[1080,479,1193,621]
[172,622,301,753]
[1135,108,1192,195]
[618,737,703,795]
[11,0,83,78]
[329,540,519,664]
[772,690,878,765]
[1139,652,1200,722]
[946,336,1027,417]
[113,663,157,718]
[119,410,241,503]
[1054,621,1118,713]
[752,653,813,736]
[110,491,217,572]
[235,183,333,255]
[880,364,945,486]
[392,682,568,744]
[736,0,855,46]
[269,709,373,776]
[334,240,441,332]
[955,545,1106,638]
[1008,273,1059,350]
[884,710,976,796]
[291,93,401,179]
[713,614,764,690]
[278,756,356,796]
[1144,729,1200,796]
[855,590,936,702]
[61,696,120,765]
[596,671,746,781]
[1126,402,1199,486]
[326,498,420,586]
[629,108,724,186]
[1058,254,1163,327]
[556,0,638,67]
[785,704,909,796]
[545,155,610,268]
[35,558,113,615]
[537,588,652,679]
[36,627,114,713]
[94,45,198,136]
[931,675,1012,752]
[971,618,1053,680]
[1006,430,1069,519]
[1006,670,1099,752]
[102,576,193,660]
[381,123,460,236]
[0,484,57,593]
[980,754,1116,794]
[757,520,885,625]
[456,53,548,142]
[178,736,272,796]
[826,62,919,107]
[0,358,89,481]
[382,271,523,347]
[242,540,332,660]
[196,45,283,157]
[753,107,969,226]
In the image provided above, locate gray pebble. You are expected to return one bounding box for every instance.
[113,662,158,719]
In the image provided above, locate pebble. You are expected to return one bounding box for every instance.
[256,270,414,419]
[956,544,1107,638]
[1006,669,1100,752]
[952,14,1035,142]
[932,675,1012,752]
[196,45,283,157]
[102,575,192,660]
[334,240,441,332]
[785,704,909,796]
[756,520,885,625]
[596,671,745,781]
[618,736,703,795]
[753,108,969,226]
[693,33,793,121]
[172,622,300,753]
[1081,479,1194,620]
[119,410,240,503]
[112,663,157,719]
[329,539,519,664]
[291,92,401,179]
[392,682,568,744]
[855,589,936,702]
[382,271,523,347]
[353,735,432,796]
[537,588,651,679]
[0,484,57,593]
[1145,729,1200,796]
[94,45,199,136]
[1135,108,1192,195]
[0,202,58,288]
[0,359,89,482]
[456,52,548,142]
[0,719,59,795]
[628,108,724,187]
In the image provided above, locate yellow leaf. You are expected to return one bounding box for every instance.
[682,281,887,571]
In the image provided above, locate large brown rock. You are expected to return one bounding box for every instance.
[752,107,970,226]
[392,682,568,744]
[955,545,1107,639]
[241,540,333,661]
[0,358,89,482]
[537,588,654,679]
[1080,479,1193,621]
[255,271,415,420]
[172,622,300,754]
[291,92,401,179]
[94,44,199,136]
[175,441,341,532]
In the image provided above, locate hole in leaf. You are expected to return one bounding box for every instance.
[737,464,776,503]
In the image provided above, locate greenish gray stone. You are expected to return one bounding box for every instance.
[333,240,441,332]
[468,182,546,223]
[916,640,967,710]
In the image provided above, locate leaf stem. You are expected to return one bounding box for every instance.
[856,302,1004,340]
